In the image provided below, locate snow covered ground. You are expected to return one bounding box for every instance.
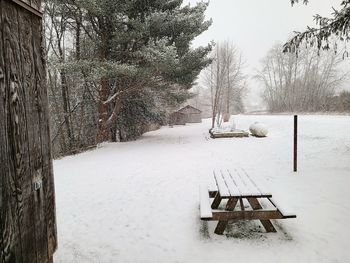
[53,115,350,263]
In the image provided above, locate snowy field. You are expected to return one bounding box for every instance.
[53,115,350,263]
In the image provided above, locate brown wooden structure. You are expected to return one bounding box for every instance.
[200,169,296,235]
[169,111,186,126]
[0,0,57,262]
[209,129,249,139]
[169,105,202,126]
[177,105,202,123]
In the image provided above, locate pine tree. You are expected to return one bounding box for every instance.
[46,0,212,148]
[284,0,350,56]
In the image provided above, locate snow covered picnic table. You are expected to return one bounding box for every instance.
[200,168,296,235]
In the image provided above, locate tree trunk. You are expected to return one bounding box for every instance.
[97,28,112,143]
[75,11,82,61]
[60,69,74,148]
[56,20,74,150]
[97,76,110,143]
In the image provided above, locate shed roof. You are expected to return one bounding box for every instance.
[177,105,202,114]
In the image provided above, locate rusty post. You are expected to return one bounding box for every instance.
[294,115,298,172]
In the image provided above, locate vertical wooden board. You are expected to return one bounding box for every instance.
[2,1,37,262]
[1,0,55,262]
[31,11,57,258]
[18,6,49,263]
[0,2,7,261]
[4,2,29,260]
[1,1,24,262]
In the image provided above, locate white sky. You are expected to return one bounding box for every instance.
[184,0,346,109]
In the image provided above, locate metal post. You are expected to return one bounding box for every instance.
[294,115,298,172]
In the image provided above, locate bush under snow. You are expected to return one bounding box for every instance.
[249,122,268,137]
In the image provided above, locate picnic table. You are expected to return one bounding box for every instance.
[200,169,296,235]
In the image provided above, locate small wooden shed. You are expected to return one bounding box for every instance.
[177,105,202,123]
[169,111,187,126]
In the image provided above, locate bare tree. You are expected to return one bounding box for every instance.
[202,41,246,129]
[45,1,100,157]
[45,2,75,153]
[256,44,347,112]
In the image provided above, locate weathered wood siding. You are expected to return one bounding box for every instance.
[169,112,186,126]
[185,113,202,123]
[0,0,57,262]
[177,106,202,124]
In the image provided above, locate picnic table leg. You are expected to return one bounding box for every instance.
[247,198,277,233]
[211,192,222,209]
[226,198,238,211]
[215,198,238,235]
[214,221,228,235]
[239,198,245,211]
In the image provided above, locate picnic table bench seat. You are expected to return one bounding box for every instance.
[268,197,296,219]
[200,169,296,235]
[200,186,213,220]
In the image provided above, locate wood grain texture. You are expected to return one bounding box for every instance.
[18,5,47,262]
[0,3,14,262]
[31,10,57,257]
[1,0,57,262]
[2,1,26,261]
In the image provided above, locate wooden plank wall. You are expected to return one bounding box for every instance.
[0,0,57,262]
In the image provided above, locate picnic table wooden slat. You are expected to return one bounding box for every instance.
[240,168,271,196]
[231,168,262,196]
[220,170,241,197]
[227,170,253,196]
[213,171,230,197]
[214,169,272,198]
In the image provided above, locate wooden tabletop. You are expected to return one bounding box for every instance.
[214,169,272,198]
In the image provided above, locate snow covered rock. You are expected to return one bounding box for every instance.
[249,122,268,137]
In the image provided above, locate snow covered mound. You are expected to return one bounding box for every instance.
[249,122,268,137]
[212,118,236,133]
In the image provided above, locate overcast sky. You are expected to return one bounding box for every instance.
[184,0,345,109]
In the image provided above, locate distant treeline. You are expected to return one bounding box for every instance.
[326,91,350,113]
[256,44,349,113]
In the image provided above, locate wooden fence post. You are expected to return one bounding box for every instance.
[294,115,298,172]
